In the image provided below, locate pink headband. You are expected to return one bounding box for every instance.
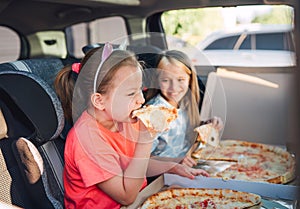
[93,42,115,93]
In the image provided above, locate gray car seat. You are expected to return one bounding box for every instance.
[0,58,64,89]
[0,70,65,209]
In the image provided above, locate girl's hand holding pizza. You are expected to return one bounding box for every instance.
[211,116,223,131]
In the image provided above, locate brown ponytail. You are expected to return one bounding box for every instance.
[54,65,75,124]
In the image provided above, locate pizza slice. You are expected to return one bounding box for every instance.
[132,105,178,136]
[194,123,220,147]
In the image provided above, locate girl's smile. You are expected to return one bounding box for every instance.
[158,64,190,107]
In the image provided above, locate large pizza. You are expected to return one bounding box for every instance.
[192,139,295,184]
[140,188,261,209]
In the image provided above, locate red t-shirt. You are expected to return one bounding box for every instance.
[63,111,147,209]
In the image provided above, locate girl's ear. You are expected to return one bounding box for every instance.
[90,93,105,110]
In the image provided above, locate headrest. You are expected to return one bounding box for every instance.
[0,88,36,138]
[128,45,162,69]
[0,58,64,89]
[0,70,64,145]
[82,43,162,69]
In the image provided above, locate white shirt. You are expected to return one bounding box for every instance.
[147,94,191,157]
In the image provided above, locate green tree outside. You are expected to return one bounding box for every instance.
[162,5,293,46]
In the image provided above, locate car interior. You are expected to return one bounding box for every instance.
[0,0,299,208]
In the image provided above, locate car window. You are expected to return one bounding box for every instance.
[66,16,127,58]
[0,26,20,63]
[162,5,295,67]
[255,32,284,50]
[205,36,239,50]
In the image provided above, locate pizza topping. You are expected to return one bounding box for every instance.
[140,188,261,209]
[192,139,295,184]
[132,105,178,135]
[193,199,216,208]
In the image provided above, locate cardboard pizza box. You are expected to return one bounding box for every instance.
[164,174,299,201]
[124,174,299,208]
[123,175,165,209]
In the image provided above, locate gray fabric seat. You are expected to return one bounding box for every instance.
[0,70,65,209]
[0,58,64,89]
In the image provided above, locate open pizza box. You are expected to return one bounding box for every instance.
[124,174,299,209]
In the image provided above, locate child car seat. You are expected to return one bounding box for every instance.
[0,70,65,209]
[0,58,64,89]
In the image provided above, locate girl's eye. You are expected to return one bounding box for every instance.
[178,78,185,82]
[127,92,135,96]
[127,88,142,97]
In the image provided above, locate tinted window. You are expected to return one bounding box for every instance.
[255,33,285,50]
[205,36,239,50]
[285,32,295,51]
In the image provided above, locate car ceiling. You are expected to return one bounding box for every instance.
[0,0,296,36]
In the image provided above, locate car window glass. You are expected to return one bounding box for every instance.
[161,5,295,67]
[0,26,20,63]
[255,33,285,50]
[206,36,239,50]
[66,16,127,58]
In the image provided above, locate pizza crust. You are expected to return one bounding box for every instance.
[132,105,178,136]
[140,188,261,209]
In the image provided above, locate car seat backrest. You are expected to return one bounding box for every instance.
[0,88,36,208]
[127,45,162,69]
[0,70,65,209]
[0,58,64,89]
[82,43,162,69]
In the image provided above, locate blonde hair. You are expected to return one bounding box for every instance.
[145,50,201,143]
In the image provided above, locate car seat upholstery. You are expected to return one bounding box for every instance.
[0,88,36,208]
[0,58,64,89]
[0,70,65,209]
[0,58,77,141]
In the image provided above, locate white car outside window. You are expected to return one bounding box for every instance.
[194,24,295,67]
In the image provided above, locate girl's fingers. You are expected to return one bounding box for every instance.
[212,116,224,131]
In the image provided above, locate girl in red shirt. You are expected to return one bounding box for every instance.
[56,43,208,209]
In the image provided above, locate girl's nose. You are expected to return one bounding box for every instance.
[137,91,145,105]
[169,80,180,91]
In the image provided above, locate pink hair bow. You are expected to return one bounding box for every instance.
[72,63,81,74]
